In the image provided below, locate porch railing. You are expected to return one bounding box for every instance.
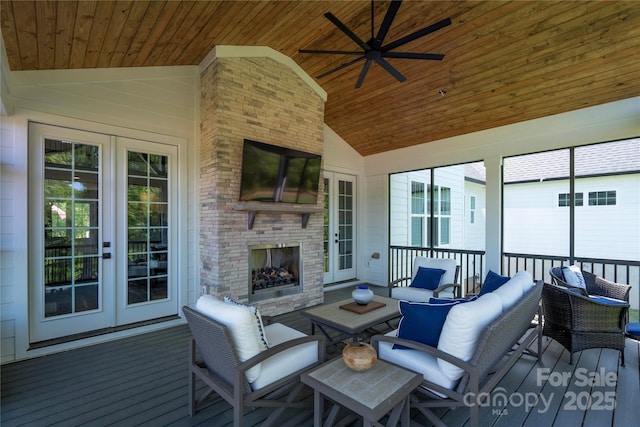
[502,253,640,310]
[389,246,486,295]
[389,246,639,309]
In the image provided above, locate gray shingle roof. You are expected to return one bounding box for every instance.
[466,138,640,183]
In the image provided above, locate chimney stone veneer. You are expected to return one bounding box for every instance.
[199,54,325,315]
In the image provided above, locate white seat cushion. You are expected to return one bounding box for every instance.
[437,293,503,382]
[378,330,455,398]
[251,323,319,390]
[196,295,263,382]
[392,286,455,302]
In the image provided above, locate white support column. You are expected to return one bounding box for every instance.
[484,155,503,274]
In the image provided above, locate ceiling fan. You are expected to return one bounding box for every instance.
[299,0,451,89]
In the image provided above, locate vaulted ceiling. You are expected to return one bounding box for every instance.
[1,1,639,156]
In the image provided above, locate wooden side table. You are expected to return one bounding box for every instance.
[301,357,422,427]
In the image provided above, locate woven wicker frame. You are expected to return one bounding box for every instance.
[541,277,629,366]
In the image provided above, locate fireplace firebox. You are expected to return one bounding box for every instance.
[248,243,302,302]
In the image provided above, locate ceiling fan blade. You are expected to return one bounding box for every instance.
[373,0,403,49]
[299,49,363,55]
[382,17,452,52]
[355,59,373,88]
[324,12,371,51]
[383,52,445,60]
[317,56,366,79]
[375,57,406,83]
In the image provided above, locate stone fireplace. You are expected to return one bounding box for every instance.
[198,46,327,316]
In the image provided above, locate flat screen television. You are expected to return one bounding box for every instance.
[239,139,322,204]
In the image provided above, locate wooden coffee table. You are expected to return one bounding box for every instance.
[301,295,400,349]
[301,357,422,427]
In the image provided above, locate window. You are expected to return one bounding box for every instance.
[503,138,638,260]
[390,161,485,250]
[588,191,616,206]
[437,186,451,245]
[470,196,476,223]
[558,192,583,207]
[410,181,425,246]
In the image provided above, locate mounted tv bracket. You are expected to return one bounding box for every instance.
[235,203,324,230]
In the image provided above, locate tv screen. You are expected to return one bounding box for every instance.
[239,139,321,204]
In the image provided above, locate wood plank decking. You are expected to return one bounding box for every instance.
[2,286,639,426]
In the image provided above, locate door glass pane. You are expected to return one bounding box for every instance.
[127,150,169,305]
[43,139,100,317]
[338,179,353,270]
[323,178,330,273]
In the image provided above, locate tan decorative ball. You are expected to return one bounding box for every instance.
[342,342,377,372]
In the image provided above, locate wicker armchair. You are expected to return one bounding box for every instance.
[549,266,631,302]
[541,282,629,366]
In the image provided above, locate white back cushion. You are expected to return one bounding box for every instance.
[437,293,502,381]
[412,257,457,287]
[196,295,263,382]
[508,270,534,293]
[492,280,522,311]
[492,270,534,310]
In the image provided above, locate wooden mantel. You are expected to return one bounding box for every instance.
[234,202,324,230]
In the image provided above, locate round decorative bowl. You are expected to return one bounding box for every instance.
[342,342,377,372]
[352,285,374,305]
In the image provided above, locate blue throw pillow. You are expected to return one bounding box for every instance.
[479,270,510,296]
[410,267,446,290]
[588,295,627,306]
[393,300,459,349]
[429,296,478,304]
[562,265,587,291]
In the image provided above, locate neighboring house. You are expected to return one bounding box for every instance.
[503,139,640,261]
[389,140,639,262]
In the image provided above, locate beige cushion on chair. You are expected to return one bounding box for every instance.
[412,257,457,286]
[196,295,264,382]
[392,286,455,301]
[250,323,320,390]
[391,257,458,301]
[377,330,456,398]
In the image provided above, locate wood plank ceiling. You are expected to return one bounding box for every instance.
[1,1,639,156]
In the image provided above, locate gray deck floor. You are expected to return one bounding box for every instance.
[2,286,639,426]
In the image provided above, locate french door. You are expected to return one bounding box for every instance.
[28,123,177,343]
[323,172,357,284]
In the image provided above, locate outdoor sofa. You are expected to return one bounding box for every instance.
[373,271,542,427]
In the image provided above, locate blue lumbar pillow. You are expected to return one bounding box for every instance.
[479,270,510,296]
[410,267,446,290]
[430,296,478,304]
[394,299,462,349]
[561,265,587,291]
